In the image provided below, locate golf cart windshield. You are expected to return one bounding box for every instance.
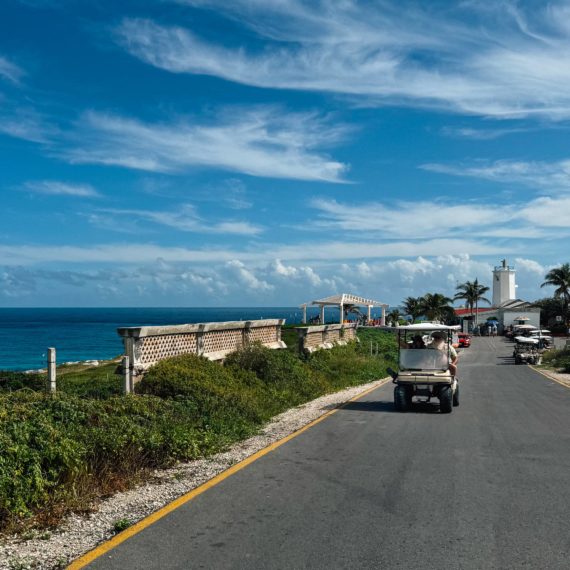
[399,349,449,371]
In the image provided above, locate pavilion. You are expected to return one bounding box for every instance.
[300,293,389,325]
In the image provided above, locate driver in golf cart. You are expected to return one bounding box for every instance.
[428,330,458,377]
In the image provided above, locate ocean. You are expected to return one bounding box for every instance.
[0,306,385,371]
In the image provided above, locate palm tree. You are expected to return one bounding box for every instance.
[541,263,570,325]
[419,293,453,323]
[402,296,423,323]
[387,309,402,326]
[454,278,491,327]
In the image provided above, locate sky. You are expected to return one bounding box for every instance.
[0,0,569,308]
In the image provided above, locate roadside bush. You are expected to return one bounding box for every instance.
[542,347,570,372]
[224,343,328,406]
[0,371,45,393]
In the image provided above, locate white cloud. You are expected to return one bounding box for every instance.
[422,159,570,191]
[94,204,263,235]
[0,55,24,85]
[0,237,506,267]
[62,108,348,182]
[310,197,498,238]
[309,196,570,240]
[1,253,556,306]
[0,108,55,143]
[116,3,570,120]
[224,260,272,291]
[440,126,531,140]
[23,180,100,197]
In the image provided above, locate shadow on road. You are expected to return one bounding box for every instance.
[341,400,442,414]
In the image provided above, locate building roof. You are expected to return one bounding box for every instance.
[454,307,494,317]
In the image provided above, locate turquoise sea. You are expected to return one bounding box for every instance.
[0,306,371,371]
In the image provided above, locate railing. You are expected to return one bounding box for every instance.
[295,323,358,354]
[117,319,286,389]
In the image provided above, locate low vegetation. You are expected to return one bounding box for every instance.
[0,329,396,533]
[541,347,570,373]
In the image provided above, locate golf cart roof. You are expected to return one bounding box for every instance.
[530,329,551,334]
[395,323,461,331]
[514,336,539,344]
[513,324,537,330]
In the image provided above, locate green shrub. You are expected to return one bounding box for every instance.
[0,371,45,393]
[225,343,327,405]
[542,347,570,372]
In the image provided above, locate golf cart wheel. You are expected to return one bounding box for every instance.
[394,385,409,412]
[439,385,453,414]
[453,383,459,407]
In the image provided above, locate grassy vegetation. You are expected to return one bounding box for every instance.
[0,328,396,532]
[541,347,570,373]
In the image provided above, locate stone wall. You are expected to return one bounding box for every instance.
[118,319,286,385]
[295,323,358,354]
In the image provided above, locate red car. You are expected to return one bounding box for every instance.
[457,333,471,348]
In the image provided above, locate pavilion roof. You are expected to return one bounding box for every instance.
[301,293,388,308]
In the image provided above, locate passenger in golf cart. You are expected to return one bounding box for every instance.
[392,324,460,413]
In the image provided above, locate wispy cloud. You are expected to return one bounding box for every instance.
[0,55,24,85]
[310,195,570,239]
[440,126,531,140]
[421,159,570,191]
[116,3,570,120]
[61,108,349,182]
[92,204,263,235]
[0,237,506,267]
[0,108,55,143]
[23,180,101,197]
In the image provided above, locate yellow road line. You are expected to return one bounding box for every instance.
[67,378,391,569]
[529,366,570,389]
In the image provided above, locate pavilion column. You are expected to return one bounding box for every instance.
[302,305,307,324]
[320,305,325,324]
[367,305,372,322]
[381,306,386,326]
[340,304,344,324]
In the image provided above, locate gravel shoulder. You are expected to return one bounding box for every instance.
[0,377,390,570]
[532,366,570,387]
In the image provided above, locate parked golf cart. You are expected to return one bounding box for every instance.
[391,324,460,414]
[513,336,543,365]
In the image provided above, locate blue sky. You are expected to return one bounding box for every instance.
[1,0,569,307]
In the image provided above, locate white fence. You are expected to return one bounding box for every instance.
[295,323,358,354]
[118,319,286,390]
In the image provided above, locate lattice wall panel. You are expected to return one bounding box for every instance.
[203,329,244,354]
[138,334,198,364]
[248,326,278,344]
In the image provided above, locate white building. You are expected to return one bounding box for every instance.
[492,259,516,306]
[456,259,541,332]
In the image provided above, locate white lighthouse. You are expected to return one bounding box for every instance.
[492,259,516,306]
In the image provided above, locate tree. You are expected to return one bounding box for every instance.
[541,263,570,325]
[419,293,453,323]
[454,278,491,326]
[387,309,402,326]
[401,296,423,323]
[533,297,566,328]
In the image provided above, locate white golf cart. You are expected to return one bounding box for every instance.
[391,324,460,413]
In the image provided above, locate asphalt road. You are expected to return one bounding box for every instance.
[88,337,570,569]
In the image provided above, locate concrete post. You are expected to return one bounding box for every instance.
[367,305,372,322]
[339,304,344,324]
[302,305,307,324]
[122,355,131,394]
[320,305,325,324]
[381,306,386,326]
[47,347,56,393]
